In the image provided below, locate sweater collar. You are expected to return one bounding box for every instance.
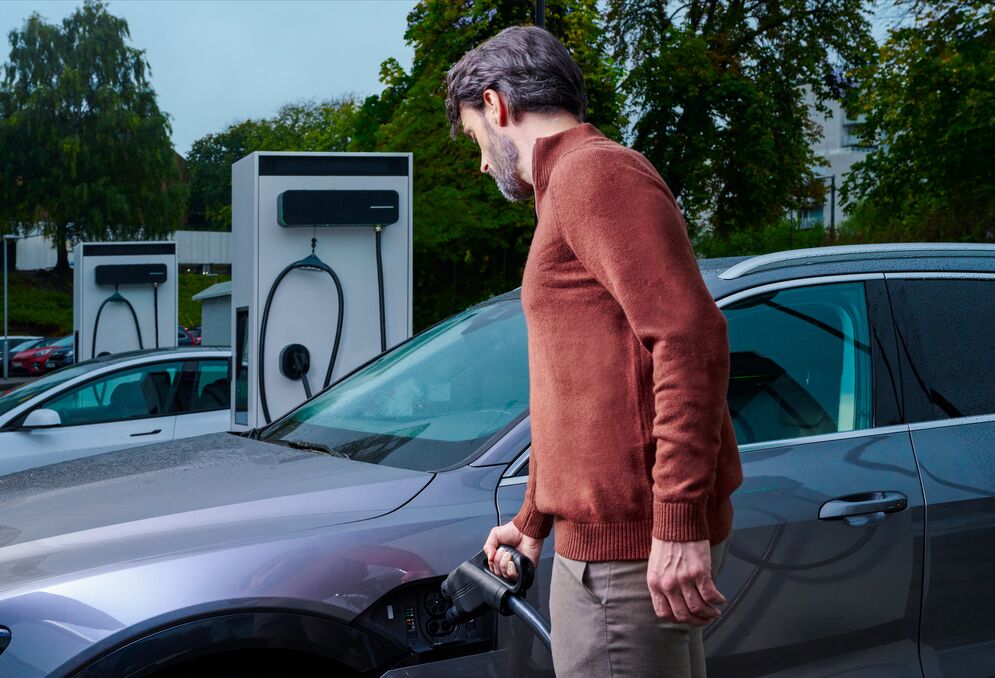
[531,122,606,197]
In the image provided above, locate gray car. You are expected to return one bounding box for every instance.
[0,242,992,678]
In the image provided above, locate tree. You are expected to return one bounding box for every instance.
[184,97,358,231]
[0,0,186,272]
[352,0,626,331]
[841,0,994,242]
[606,0,878,238]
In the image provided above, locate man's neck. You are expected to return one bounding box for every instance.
[515,113,583,185]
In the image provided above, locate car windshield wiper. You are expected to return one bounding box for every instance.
[273,438,350,459]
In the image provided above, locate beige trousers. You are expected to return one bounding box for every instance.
[549,538,729,678]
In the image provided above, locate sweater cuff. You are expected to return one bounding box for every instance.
[513,502,554,541]
[653,500,710,542]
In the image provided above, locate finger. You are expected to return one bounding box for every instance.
[681,581,721,621]
[649,587,674,620]
[501,551,518,580]
[484,530,499,561]
[698,576,727,606]
[665,586,711,626]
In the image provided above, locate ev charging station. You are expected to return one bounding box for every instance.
[231,152,413,431]
[73,242,178,361]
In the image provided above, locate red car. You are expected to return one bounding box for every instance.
[11,335,73,376]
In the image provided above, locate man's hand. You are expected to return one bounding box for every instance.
[483,521,543,580]
[647,538,726,626]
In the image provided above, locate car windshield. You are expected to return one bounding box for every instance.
[0,360,106,417]
[263,299,529,472]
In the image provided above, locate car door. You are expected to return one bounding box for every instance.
[0,360,180,475]
[171,357,232,439]
[884,273,995,678]
[496,275,925,677]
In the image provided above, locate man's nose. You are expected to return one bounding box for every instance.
[480,158,489,174]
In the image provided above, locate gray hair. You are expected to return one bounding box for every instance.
[445,25,587,139]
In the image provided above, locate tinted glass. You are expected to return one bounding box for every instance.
[0,361,107,418]
[722,281,873,445]
[43,361,184,426]
[182,359,231,413]
[264,300,529,472]
[889,278,995,421]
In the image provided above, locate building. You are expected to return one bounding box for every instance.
[15,230,232,274]
[799,87,874,231]
[191,280,232,347]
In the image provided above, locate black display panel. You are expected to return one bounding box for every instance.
[277,190,400,227]
[94,264,168,286]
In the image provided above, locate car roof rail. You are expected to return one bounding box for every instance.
[718,242,995,280]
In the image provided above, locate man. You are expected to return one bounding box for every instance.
[445,25,744,678]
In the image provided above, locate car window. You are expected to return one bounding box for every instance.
[0,360,108,418]
[42,360,184,426]
[888,278,995,422]
[264,300,529,472]
[722,281,873,445]
[175,358,230,414]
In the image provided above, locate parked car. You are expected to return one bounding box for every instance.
[186,325,203,345]
[3,336,51,373]
[177,325,199,346]
[0,243,992,678]
[9,335,72,376]
[0,335,41,364]
[0,346,231,476]
[43,338,75,372]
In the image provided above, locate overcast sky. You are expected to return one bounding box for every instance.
[1,1,899,157]
[0,0,418,156]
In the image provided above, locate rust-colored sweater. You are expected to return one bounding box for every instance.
[512,123,744,561]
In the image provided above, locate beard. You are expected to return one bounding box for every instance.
[482,117,533,202]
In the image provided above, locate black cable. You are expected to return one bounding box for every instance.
[375,225,386,352]
[258,253,344,424]
[153,283,160,349]
[505,595,551,651]
[92,286,143,358]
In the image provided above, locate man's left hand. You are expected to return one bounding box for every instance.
[647,537,726,626]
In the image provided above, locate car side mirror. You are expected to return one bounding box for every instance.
[21,408,62,429]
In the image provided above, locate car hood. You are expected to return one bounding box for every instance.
[0,432,433,588]
[12,348,49,359]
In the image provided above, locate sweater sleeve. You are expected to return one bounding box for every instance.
[547,148,730,543]
[512,450,554,540]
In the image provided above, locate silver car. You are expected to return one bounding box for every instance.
[0,243,992,677]
[0,347,231,476]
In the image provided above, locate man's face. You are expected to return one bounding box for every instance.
[460,106,532,202]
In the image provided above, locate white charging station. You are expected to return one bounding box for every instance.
[73,242,178,361]
[231,152,413,431]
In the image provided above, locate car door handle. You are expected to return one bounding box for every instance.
[130,429,162,437]
[819,491,908,520]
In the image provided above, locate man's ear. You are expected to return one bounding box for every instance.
[481,88,509,127]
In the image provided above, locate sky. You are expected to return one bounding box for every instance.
[0,0,418,156]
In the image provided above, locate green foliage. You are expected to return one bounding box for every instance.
[351,0,626,331]
[841,0,994,241]
[694,219,827,259]
[0,0,187,271]
[1,272,72,335]
[184,98,359,231]
[179,273,230,329]
[0,270,230,336]
[607,0,877,237]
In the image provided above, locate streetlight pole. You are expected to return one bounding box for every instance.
[536,0,545,28]
[2,234,14,381]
